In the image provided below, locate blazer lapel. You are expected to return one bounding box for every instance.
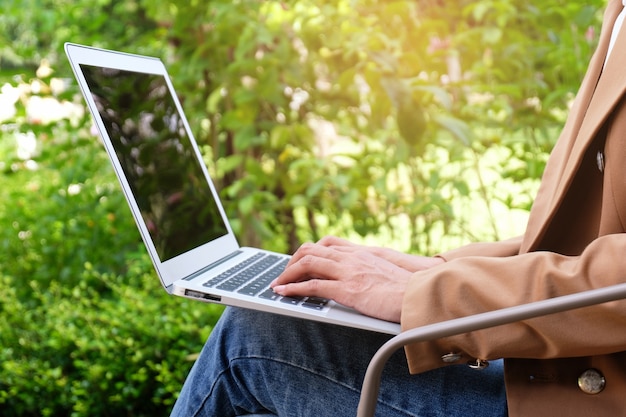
[521,1,623,252]
[553,16,626,198]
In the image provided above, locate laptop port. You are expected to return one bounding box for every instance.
[185,289,221,302]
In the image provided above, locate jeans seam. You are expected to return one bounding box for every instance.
[189,366,232,417]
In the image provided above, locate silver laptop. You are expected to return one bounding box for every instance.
[65,43,400,335]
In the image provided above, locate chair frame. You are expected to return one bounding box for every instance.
[356,282,626,417]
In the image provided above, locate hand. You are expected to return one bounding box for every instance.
[308,236,445,272]
[270,236,444,323]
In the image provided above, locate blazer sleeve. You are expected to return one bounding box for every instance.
[437,235,523,260]
[401,232,626,374]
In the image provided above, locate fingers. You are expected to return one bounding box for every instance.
[316,235,356,248]
[285,240,349,269]
[272,277,342,302]
[274,247,340,287]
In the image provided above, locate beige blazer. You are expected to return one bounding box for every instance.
[401,1,626,415]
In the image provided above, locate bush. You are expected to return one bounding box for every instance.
[0,268,222,417]
[0,71,223,416]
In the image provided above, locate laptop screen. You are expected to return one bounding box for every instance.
[80,64,228,261]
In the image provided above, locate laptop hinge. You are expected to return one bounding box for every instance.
[182,250,243,281]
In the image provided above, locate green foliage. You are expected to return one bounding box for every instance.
[141,0,604,252]
[0,0,159,70]
[0,268,220,417]
[0,72,222,416]
[0,0,607,414]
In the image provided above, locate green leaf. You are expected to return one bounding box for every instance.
[432,114,472,147]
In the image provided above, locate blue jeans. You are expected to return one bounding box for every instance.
[170,307,507,417]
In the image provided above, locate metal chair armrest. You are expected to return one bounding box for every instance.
[357,283,626,417]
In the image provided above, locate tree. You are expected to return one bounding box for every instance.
[142,0,605,253]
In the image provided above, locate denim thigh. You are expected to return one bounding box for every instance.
[170,307,507,417]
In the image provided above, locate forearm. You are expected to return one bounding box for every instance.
[401,233,626,374]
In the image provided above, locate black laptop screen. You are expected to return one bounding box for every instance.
[80,64,228,261]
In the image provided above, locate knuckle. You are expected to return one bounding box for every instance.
[300,254,316,267]
[298,242,316,253]
[307,279,321,292]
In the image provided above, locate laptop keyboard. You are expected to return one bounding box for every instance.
[202,253,329,311]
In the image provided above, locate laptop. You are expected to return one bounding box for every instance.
[65,42,401,335]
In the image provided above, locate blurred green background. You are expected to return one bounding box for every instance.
[0,0,606,415]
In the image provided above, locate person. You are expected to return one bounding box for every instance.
[170,1,626,415]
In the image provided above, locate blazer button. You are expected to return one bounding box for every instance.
[467,359,489,370]
[578,369,606,394]
[596,150,605,173]
[441,353,462,363]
